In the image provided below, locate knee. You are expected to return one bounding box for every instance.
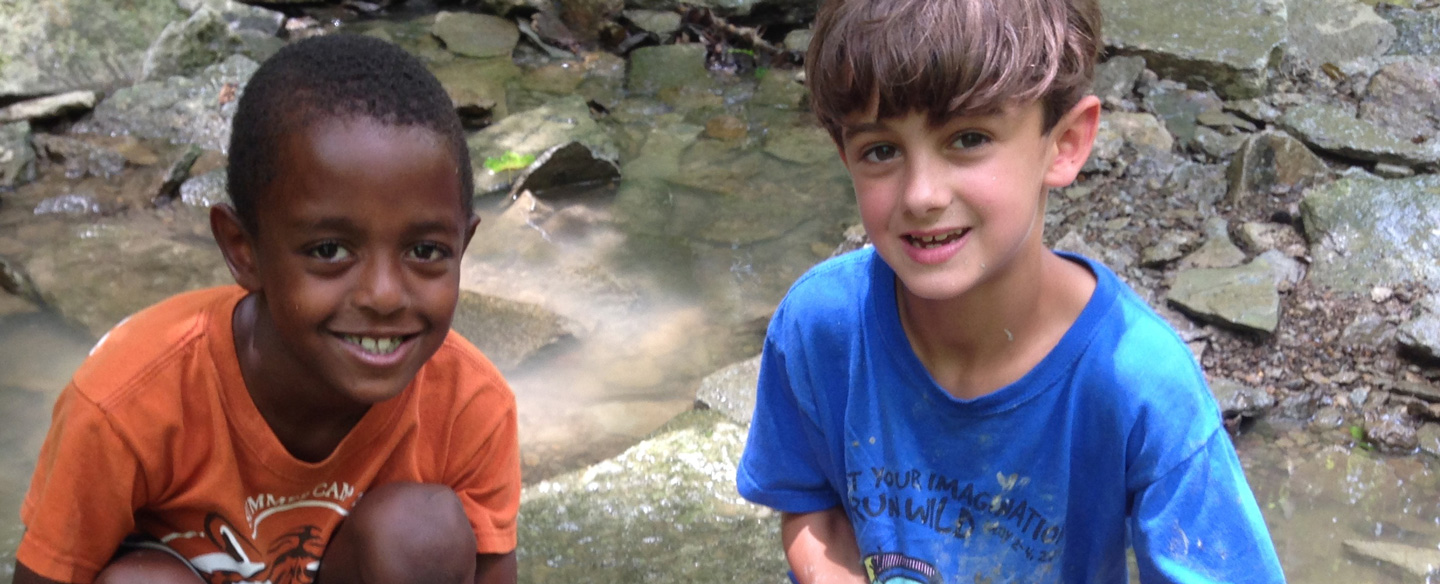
[330,482,476,584]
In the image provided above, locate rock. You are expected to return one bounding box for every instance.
[181,0,286,37]
[784,28,814,53]
[625,0,814,22]
[752,71,809,109]
[624,9,682,36]
[449,291,575,372]
[517,409,785,583]
[1227,98,1283,124]
[1255,249,1306,291]
[432,12,520,58]
[1342,312,1396,348]
[1140,231,1198,267]
[1101,0,1286,99]
[1358,58,1440,143]
[1420,423,1440,458]
[762,124,833,165]
[509,141,622,198]
[1226,131,1331,204]
[1141,81,1225,150]
[627,44,714,96]
[467,0,548,18]
[1191,126,1247,161]
[0,122,36,189]
[30,134,130,180]
[1344,540,1440,577]
[1377,3,1440,56]
[704,115,749,141]
[1373,161,1417,178]
[695,355,760,425]
[74,54,257,153]
[1398,295,1440,363]
[1235,222,1302,254]
[1209,378,1275,417]
[1365,407,1420,451]
[178,168,229,209]
[141,6,236,82]
[1286,0,1395,65]
[0,0,185,97]
[1278,102,1440,167]
[430,57,521,126]
[1196,110,1258,133]
[1092,55,1147,102]
[0,91,97,124]
[1167,257,1282,334]
[1300,174,1440,293]
[20,220,233,337]
[1180,218,1246,269]
[1103,111,1175,154]
[467,96,616,196]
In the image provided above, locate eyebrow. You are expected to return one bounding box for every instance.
[840,121,889,139]
[292,216,461,238]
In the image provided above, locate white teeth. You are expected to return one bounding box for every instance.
[910,230,965,249]
[345,335,403,355]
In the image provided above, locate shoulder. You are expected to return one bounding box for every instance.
[69,286,245,407]
[415,331,516,412]
[770,248,880,337]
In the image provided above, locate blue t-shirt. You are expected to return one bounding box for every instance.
[737,248,1284,583]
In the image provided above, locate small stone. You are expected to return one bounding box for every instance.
[704,115,748,141]
[1371,286,1394,303]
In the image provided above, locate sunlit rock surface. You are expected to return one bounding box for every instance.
[0,0,184,97]
[1102,0,1286,98]
[517,409,785,584]
[1301,174,1440,292]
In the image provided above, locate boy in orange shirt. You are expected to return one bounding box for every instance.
[13,34,519,584]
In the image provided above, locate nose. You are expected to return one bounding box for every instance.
[354,255,408,316]
[902,156,948,216]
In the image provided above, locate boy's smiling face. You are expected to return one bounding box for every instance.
[221,116,477,412]
[839,98,1098,303]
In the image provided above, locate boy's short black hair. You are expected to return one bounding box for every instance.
[227,33,473,233]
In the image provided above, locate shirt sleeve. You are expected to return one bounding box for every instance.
[445,384,521,555]
[18,386,147,584]
[736,334,843,514]
[1129,429,1286,583]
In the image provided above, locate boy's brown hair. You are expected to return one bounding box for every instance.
[807,0,1103,142]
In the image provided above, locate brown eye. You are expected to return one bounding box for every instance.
[861,144,900,163]
[307,242,351,261]
[406,242,448,261]
[952,132,990,150]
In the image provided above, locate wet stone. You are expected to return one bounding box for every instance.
[1344,540,1440,577]
[1300,174,1440,293]
[627,44,714,96]
[704,115,748,141]
[466,95,615,196]
[432,12,519,58]
[1365,407,1420,451]
[762,124,833,165]
[509,141,621,198]
[31,135,130,180]
[0,0,185,96]
[624,9,681,36]
[450,291,575,373]
[695,354,760,425]
[178,168,228,208]
[1419,423,1440,457]
[1210,378,1276,417]
[752,71,809,110]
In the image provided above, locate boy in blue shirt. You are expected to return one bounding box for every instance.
[736,0,1286,582]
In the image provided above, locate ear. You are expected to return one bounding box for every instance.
[1043,95,1102,188]
[460,212,481,254]
[210,204,263,292]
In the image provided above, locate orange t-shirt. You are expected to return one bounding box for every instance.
[17,286,520,584]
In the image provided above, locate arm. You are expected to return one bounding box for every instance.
[474,551,516,584]
[781,508,868,584]
[12,560,69,584]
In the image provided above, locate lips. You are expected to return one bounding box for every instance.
[341,334,407,355]
[904,228,970,249]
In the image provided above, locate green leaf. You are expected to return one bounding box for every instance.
[484,151,536,173]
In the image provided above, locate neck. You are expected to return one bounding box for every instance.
[232,294,370,462]
[897,249,1094,400]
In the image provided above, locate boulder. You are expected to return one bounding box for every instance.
[509,141,622,198]
[0,0,185,97]
[1300,174,1440,293]
[1285,0,1395,65]
[1278,102,1440,167]
[516,409,785,584]
[695,355,761,425]
[0,122,36,189]
[1092,55,1147,103]
[432,12,520,59]
[1376,3,1440,56]
[1227,131,1331,204]
[0,91,97,124]
[1102,0,1286,98]
[74,54,258,153]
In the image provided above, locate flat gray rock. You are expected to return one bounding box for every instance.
[1343,540,1440,577]
[1278,102,1440,167]
[1209,378,1276,417]
[1398,295,1440,363]
[466,95,615,196]
[1226,131,1331,204]
[1102,0,1286,98]
[626,44,713,96]
[0,0,185,97]
[1301,174,1440,292]
[0,91,97,123]
[517,409,785,584]
[695,354,760,425]
[1286,0,1395,65]
[450,291,575,372]
[432,11,519,58]
[0,122,36,189]
[140,6,236,82]
[74,54,257,152]
[1167,257,1282,334]
[1358,58,1440,142]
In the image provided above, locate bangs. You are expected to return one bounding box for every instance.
[807,0,1098,139]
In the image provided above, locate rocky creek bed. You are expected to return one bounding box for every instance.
[3,0,1440,581]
